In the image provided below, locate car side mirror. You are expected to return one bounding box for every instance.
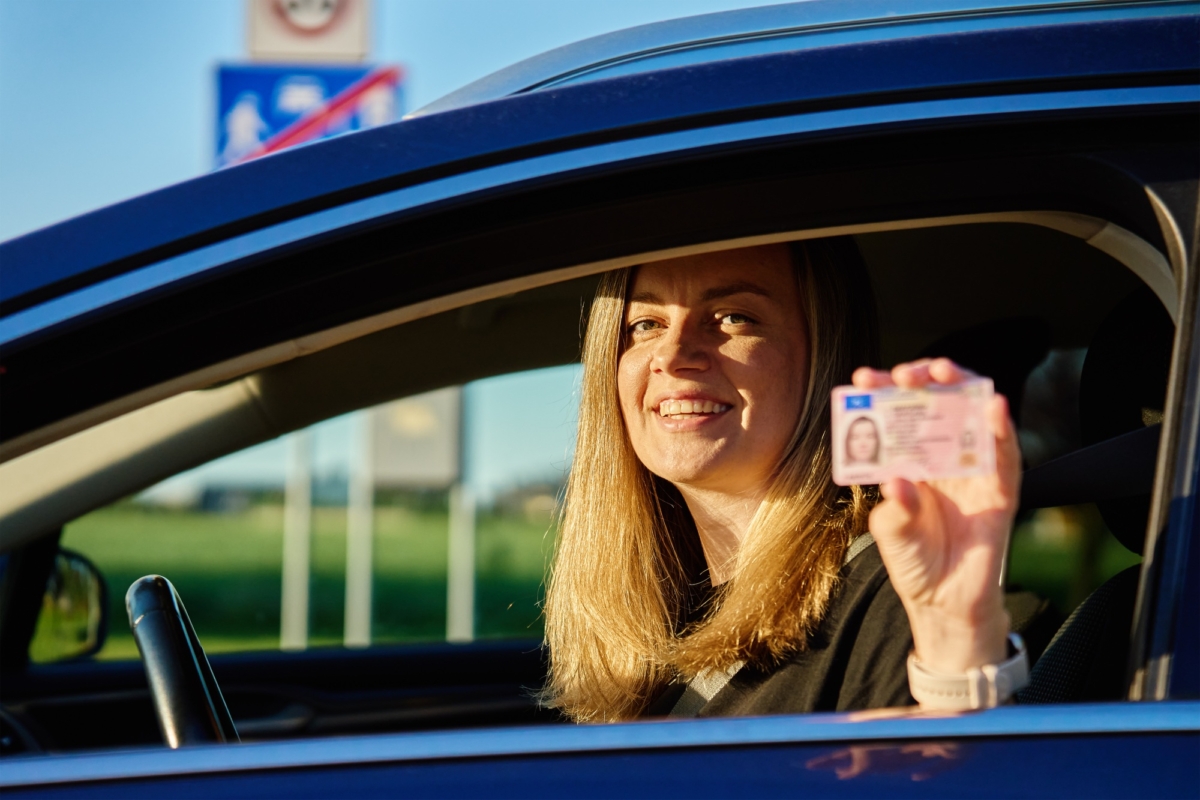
[28,548,108,663]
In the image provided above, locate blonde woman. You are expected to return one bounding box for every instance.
[544,239,1021,722]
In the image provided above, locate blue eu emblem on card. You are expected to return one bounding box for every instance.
[845,395,871,410]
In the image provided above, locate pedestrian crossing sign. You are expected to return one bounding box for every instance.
[216,63,403,168]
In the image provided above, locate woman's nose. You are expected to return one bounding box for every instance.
[651,323,709,375]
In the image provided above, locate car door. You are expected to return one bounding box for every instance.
[1,4,1198,795]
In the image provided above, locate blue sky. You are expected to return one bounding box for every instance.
[0,0,776,241]
[0,0,773,501]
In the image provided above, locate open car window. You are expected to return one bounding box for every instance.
[26,220,1166,698]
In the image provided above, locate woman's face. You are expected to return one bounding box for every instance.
[847,418,879,463]
[617,244,809,496]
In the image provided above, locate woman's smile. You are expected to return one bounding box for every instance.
[651,393,734,430]
[655,398,732,418]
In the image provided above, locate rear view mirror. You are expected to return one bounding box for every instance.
[28,549,108,663]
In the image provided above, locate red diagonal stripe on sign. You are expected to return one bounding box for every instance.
[235,65,403,165]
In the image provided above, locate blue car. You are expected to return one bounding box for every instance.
[0,1,1197,796]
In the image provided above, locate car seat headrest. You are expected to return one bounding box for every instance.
[1079,286,1174,555]
[919,316,1051,424]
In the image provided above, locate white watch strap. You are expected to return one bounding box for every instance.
[907,633,1030,710]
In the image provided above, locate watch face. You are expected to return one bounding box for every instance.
[273,0,344,34]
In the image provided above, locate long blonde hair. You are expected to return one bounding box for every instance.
[544,238,880,722]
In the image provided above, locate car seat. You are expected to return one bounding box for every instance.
[1018,286,1173,703]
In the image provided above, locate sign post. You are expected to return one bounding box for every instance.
[238,0,405,650]
[344,414,375,648]
[280,430,313,650]
[370,388,473,643]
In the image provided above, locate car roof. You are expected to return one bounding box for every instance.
[413,0,1146,116]
[0,0,1193,327]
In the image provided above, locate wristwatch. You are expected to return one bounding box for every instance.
[907,633,1029,710]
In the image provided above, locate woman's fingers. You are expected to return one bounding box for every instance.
[853,358,975,390]
[929,358,977,384]
[893,357,977,388]
[851,366,894,389]
[856,358,979,390]
[890,358,934,388]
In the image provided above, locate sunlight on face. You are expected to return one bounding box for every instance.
[617,244,809,496]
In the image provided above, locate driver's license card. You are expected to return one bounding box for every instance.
[830,378,995,486]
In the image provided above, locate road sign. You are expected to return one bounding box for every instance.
[216,63,403,168]
[248,0,369,62]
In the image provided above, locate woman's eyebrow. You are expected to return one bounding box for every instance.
[700,281,774,302]
[628,281,774,306]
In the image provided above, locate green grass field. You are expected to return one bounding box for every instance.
[44,500,1137,663]
[55,502,552,661]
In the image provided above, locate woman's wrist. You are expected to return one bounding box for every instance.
[906,606,1010,676]
[908,633,1030,709]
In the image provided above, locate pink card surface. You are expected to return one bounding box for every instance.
[830,378,996,486]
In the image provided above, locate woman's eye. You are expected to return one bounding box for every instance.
[629,319,661,334]
[719,313,753,325]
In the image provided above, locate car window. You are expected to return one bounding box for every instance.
[39,365,580,662]
[27,222,1166,690]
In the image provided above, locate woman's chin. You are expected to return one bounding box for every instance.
[647,452,745,490]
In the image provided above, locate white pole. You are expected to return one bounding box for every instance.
[446,482,476,642]
[344,411,375,648]
[280,430,313,651]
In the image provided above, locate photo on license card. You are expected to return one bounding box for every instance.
[830,378,996,486]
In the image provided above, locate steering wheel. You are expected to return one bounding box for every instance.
[126,576,239,747]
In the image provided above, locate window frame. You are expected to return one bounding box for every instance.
[0,84,1197,768]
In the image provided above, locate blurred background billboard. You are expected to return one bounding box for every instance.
[372,387,461,489]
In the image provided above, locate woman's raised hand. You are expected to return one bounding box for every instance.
[851,358,1021,677]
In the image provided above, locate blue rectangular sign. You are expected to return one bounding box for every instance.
[216,63,403,168]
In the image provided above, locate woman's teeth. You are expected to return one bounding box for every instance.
[657,400,731,417]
